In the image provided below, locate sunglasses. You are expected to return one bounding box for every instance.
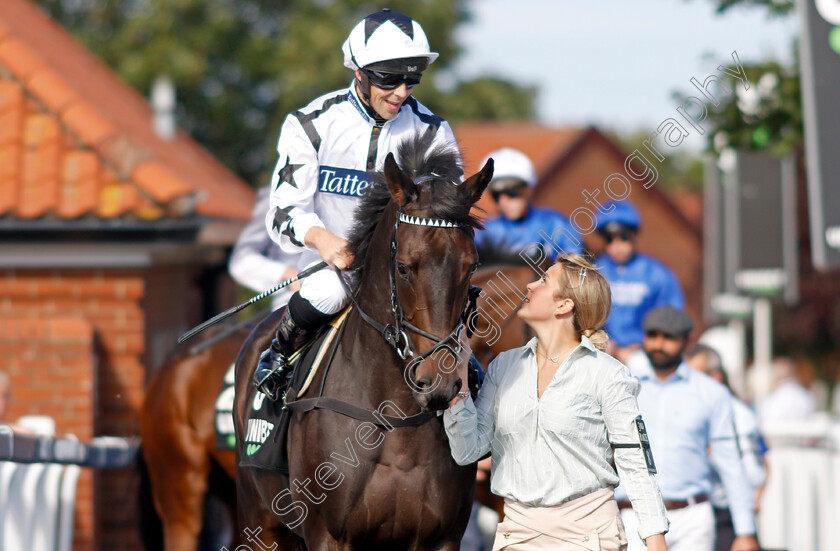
[490,186,527,202]
[362,68,422,90]
[604,231,634,243]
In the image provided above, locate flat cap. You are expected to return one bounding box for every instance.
[642,305,693,336]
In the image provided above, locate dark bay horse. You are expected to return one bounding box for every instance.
[233,138,493,550]
[137,266,536,551]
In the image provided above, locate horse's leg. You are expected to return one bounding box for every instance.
[235,461,307,551]
[142,436,210,551]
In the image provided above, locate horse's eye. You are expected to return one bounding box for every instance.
[396,263,410,279]
[469,262,481,275]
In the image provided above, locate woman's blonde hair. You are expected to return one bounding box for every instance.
[551,254,611,351]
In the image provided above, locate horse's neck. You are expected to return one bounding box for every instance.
[338,314,417,407]
[335,220,423,412]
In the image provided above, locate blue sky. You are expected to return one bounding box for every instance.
[451,0,798,145]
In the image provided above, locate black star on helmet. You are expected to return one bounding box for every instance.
[365,9,413,43]
[276,156,304,190]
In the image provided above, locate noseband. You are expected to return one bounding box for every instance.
[337,184,481,367]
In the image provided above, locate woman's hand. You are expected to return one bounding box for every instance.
[305,227,354,270]
[447,329,473,408]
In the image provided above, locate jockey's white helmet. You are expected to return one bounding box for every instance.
[342,9,439,72]
[481,148,538,188]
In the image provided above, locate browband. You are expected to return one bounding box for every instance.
[398,213,461,228]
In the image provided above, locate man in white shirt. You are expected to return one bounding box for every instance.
[617,306,759,551]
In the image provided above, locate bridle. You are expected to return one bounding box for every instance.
[337,179,481,366]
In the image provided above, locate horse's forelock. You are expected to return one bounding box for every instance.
[345,135,482,282]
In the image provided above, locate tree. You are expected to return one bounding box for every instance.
[35,0,536,187]
[682,2,802,155]
[708,0,794,16]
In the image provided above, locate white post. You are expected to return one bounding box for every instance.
[727,318,747,398]
[751,297,774,401]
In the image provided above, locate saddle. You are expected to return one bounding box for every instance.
[238,306,352,473]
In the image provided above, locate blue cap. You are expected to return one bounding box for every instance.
[596,201,640,233]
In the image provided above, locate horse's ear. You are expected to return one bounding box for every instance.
[384,152,417,206]
[462,158,494,204]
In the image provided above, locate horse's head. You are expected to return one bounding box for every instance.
[379,145,493,411]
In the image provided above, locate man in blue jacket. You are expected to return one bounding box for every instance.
[475,148,581,261]
[596,201,684,363]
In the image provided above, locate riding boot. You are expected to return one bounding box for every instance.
[467,355,485,400]
[253,308,306,401]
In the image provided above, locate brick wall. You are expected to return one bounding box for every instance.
[0,268,147,551]
[0,315,96,551]
[0,263,230,550]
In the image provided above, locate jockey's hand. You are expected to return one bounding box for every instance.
[305,227,355,270]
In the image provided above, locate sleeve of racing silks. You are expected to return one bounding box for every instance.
[266,114,326,254]
[230,186,300,293]
[600,363,669,540]
[654,263,686,309]
[442,354,500,465]
[709,388,756,535]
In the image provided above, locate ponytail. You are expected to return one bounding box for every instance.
[581,328,609,352]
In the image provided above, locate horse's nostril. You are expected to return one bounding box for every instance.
[415,376,432,390]
[454,378,463,393]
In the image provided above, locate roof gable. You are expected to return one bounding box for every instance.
[0,0,254,226]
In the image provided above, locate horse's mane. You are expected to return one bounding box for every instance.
[346,135,483,280]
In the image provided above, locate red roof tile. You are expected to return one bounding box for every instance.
[455,123,586,177]
[0,0,254,229]
[454,122,588,217]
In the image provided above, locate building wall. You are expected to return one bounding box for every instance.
[0,264,210,551]
[0,314,96,551]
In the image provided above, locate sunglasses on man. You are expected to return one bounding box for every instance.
[362,68,422,90]
[604,231,635,243]
[490,185,527,202]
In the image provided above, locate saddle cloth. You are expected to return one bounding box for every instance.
[238,306,351,473]
[214,363,237,450]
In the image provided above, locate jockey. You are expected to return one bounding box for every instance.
[594,201,685,364]
[475,147,581,260]
[256,9,461,400]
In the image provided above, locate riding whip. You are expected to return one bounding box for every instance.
[177,261,328,343]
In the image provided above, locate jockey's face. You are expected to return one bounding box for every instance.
[356,69,413,120]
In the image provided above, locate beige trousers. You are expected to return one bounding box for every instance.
[492,488,628,551]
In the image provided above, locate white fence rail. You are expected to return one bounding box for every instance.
[0,422,138,551]
[757,416,840,551]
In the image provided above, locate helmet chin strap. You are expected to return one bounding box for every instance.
[355,75,387,124]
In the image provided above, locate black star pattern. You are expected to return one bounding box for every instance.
[365,10,413,42]
[275,156,304,190]
[272,205,294,231]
